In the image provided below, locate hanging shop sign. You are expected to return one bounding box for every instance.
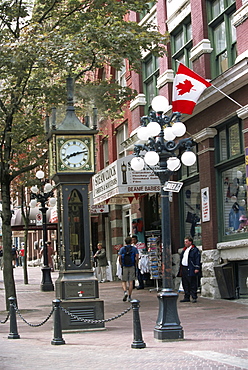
[92,154,160,205]
[201,187,210,222]
[90,204,109,214]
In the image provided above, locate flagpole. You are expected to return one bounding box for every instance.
[175,60,246,111]
[211,84,244,109]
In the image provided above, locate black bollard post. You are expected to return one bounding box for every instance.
[131,299,146,349]
[8,297,20,339]
[51,299,65,345]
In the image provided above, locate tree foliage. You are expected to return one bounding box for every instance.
[0,0,168,308]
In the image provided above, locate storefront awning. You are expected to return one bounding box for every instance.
[92,154,160,205]
[11,206,58,231]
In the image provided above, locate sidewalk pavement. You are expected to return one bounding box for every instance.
[0,266,248,370]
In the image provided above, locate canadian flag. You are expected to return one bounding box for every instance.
[172,63,211,115]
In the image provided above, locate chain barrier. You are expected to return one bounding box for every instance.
[60,304,132,324]
[13,303,54,327]
[0,312,10,324]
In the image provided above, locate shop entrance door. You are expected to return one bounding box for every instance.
[122,206,131,242]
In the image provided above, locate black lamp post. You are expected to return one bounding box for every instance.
[30,170,56,292]
[131,95,196,340]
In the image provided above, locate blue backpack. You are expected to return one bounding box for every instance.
[121,245,136,267]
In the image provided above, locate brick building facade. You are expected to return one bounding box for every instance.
[91,0,248,299]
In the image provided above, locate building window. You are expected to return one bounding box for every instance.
[140,1,156,20]
[207,0,236,78]
[216,119,243,162]
[179,145,200,244]
[215,118,246,239]
[116,122,128,159]
[222,164,247,236]
[115,60,126,88]
[183,182,202,246]
[102,138,109,167]
[122,206,132,242]
[142,55,159,113]
[171,17,192,70]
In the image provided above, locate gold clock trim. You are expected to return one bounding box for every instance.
[56,135,94,173]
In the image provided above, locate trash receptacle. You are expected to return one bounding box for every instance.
[214,263,236,299]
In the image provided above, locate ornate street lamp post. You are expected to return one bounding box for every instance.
[30,170,56,292]
[131,96,196,340]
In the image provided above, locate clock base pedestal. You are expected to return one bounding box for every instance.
[59,299,105,331]
[55,271,105,331]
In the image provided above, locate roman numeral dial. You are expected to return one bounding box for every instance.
[60,139,90,169]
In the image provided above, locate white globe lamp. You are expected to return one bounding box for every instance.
[36,170,45,179]
[146,121,161,137]
[144,151,159,166]
[167,157,181,171]
[31,185,39,194]
[30,199,37,208]
[181,151,197,166]
[49,197,57,207]
[151,95,169,112]
[171,121,186,137]
[131,157,145,171]
[44,183,53,193]
[164,127,176,141]
[137,126,150,141]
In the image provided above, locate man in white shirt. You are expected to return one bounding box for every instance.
[178,236,201,303]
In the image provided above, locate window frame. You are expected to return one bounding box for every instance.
[215,117,246,241]
[171,16,193,70]
[207,0,237,78]
[102,138,109,167]
[142,54,159,114]
[116,122,128,159]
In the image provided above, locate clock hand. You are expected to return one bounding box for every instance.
[66,151,85,159]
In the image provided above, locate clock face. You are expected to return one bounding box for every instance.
[60,139,90,169]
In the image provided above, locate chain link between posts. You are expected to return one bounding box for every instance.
[1,302,132,327]
[0,312,10,324]
[60,305,132,324]
[14,303,54,327]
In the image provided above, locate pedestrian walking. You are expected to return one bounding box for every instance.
[178,236,201,303]
[94,243,108,283]
[40,241,55,271]
[118,236,139,302]
[11,245,18,267]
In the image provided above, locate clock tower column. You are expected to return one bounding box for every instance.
[47,77,104,331]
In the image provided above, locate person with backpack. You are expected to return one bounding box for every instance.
[118,236,139,302]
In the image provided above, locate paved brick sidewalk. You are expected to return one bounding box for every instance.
[0,266,248,369]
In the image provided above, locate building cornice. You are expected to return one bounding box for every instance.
[193,128,217,143]
[156,69,174,89]
[166,0,191,33]
[190,39,213,62]
[130,94,146,111]
[237,104,248,120]
[233,3,248,27]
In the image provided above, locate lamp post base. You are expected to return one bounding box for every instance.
[41,266,54,292]
[154,289,184,341]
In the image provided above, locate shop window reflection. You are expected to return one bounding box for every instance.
[183,182,202,246]
[223,165,247,235]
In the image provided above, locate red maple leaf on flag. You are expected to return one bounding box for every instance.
[176,79,195,95]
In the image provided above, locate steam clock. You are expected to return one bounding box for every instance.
[48,77,104,330]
